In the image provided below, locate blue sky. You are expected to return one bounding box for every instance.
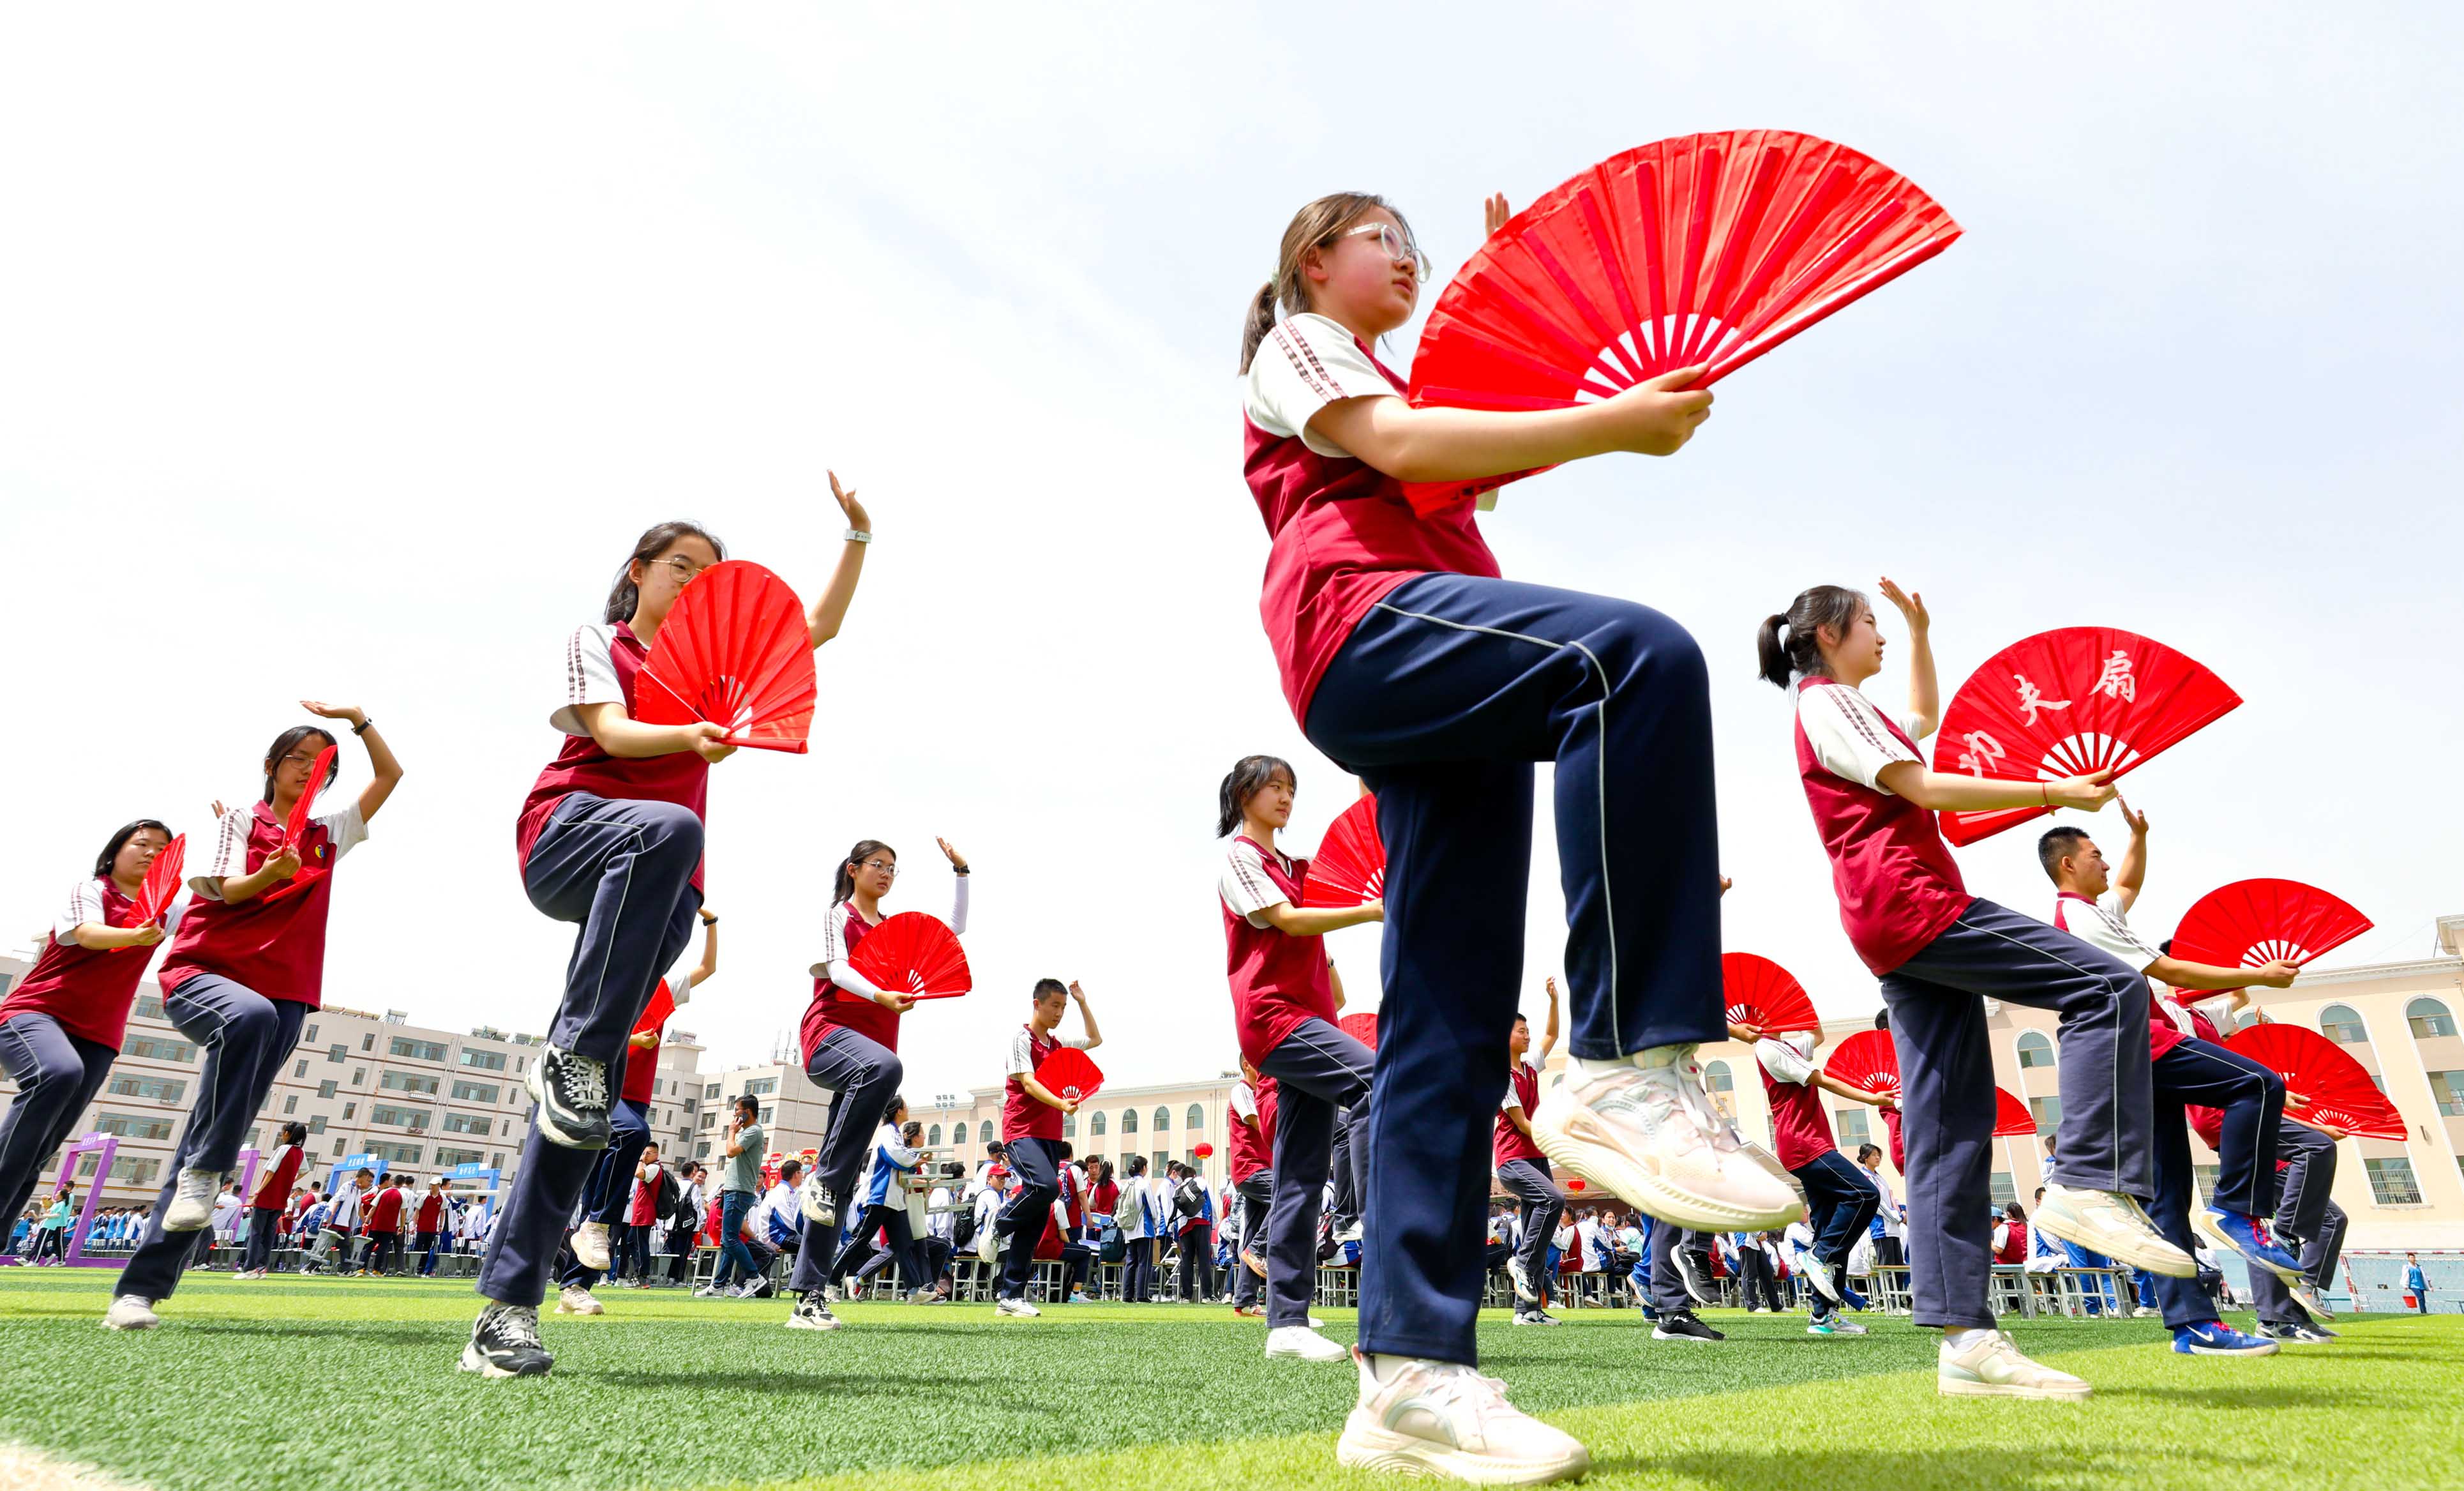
[3,4,2458,1099]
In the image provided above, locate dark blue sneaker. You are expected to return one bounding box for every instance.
[2194,1208,2302,1280]
[2173,1320,2279,1356]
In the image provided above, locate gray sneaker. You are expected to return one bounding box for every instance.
[163,1168,225,1232]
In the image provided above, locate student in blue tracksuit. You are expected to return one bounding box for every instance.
[2406,1253,2429,1314]
[814,1101,930,1315]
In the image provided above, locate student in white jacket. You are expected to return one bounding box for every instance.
[1117,1154,1167,1302]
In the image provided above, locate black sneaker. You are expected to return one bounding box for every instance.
[458,1303,553,1378]
[525,1045,612,1150]
[1673,1246,1716,1306]
[1652,1308,1726,1343]
[786,1290,842,1331]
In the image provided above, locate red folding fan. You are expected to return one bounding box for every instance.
[2225,1024,2404,1140]
[131,834,186,925]
[2168,879,2371,973]
[1722,953,1819,1034]
[1036,1046,1105,1104]
[846,912,973,1001]
[1302,794,1385,907]
[1339,1010,1379,1050]
[1932,627,2241,846]
[1994,1087,2037,1138]
[1401,130,1962,515]
[281,745,337,852]
[1822,1030,1900,1100]
[633,560,816,754]
[635,979,677,1035]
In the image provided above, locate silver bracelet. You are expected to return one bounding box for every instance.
[844,528,872,544]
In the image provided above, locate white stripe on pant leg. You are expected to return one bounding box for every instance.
[559,816,652,1043]
[1966,917,2128,1195]
[1368,601,1622,1040]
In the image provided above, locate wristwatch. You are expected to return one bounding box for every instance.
[352,718,375,736]
[844,528,872,544]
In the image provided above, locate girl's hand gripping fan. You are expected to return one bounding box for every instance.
[845,912,973,1001]
[633,560,818,754]
[1301,794,1385,907]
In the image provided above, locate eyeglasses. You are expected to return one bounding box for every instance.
[1341,221,1424,270]
[861,859,898,876]
[650,555,709,584]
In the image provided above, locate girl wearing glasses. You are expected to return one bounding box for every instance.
[1237,192,1775,1482]
[466,479,871,1379]
[105,706,403,1332]
[783,834,972,1333]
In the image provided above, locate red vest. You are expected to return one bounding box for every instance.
[1792,678,1972,974]
[1229,1077,1279,1184]
[516,622,709,890]
[1221,838,1335,1066]
[800,903,899,1061]
[160,806,348,1007]
[1995,1219,2028,1264]
[1004,1026,1065,1142]
[1759,1062,1837,1170]
[253,1146,306,1210]
[1492,1060,1547,1169]
[0,879,153,1047]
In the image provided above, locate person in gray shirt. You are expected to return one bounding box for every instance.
[702,1096,767,1296]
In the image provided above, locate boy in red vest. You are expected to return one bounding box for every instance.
[992,980,1101,1317]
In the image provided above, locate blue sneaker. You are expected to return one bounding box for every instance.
[2172,1320,2279,1356]
[2194,1209,2302,1280]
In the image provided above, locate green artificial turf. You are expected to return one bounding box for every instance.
[2,1271,2457,1490]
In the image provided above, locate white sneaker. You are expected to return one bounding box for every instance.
[570,1222,612,1271]
[1506,1254,1538,1305]
[2033,1185,2194,1278]
[797,1169,837,1227]
[555,1285,604,1317]
[232,1268,268,1281]
[1265,1324,1349,1362]
[1337,1356,1591,1484]
[995,1296,1041,1318]
[1937,1330,2091,1401]
[2290,1282,2335,1321]
[1804,1257,1843,1306]
[163,1168,224,1232]
[1530,1046,1801,1232]
[103,1295,159,1331]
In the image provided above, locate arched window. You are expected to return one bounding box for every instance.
[2319,1004,2369,1044]
[2407,997,2457,1040]
[1062,1114,1077,1137]
[1703,1059,1734,1093]
[2017,1032,2055,1070]
[1187,1103,1205,1130]
[1090,1111,1107,1136]
[927,1124,942,1146]
[1122,1109,1138,1135]
[1153,1107,1171,1133]
[951,1122,968,1146]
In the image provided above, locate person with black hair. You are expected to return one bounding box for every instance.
[471,490,870,1379]
[1495,985,1563,1328]
[789,835,972,1332]
[1120,1153,1165,1301]
[1749,1025,1890,1338]
[108,702,402,1334]
[993,979,1101,1316]
[0,818,179,1241]
[1761,577,2184,1402]
[234,1121,310,1279]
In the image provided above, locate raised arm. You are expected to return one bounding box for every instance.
[1068,981,1102,1051]
[1876,580,1937,740]
[686,908,719,987]
[808,472,873,647]
[298,702,404,822]
[2112,799,2148,914]
[1538,976,1562,1065]
[938,838,971,932]
[1309,371,1713,487]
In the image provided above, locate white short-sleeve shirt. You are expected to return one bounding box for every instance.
[193,801,370,900]
[1229,1080,1258,1124]
[1004,1025,1092,1077]
[1796,684,1924,793]
[2055,890,2159,974]
[550,624,627,736]
[1242,313,1396,459]
[1219,837,1295,927]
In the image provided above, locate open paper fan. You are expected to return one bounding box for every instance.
[2225,1023,2404,1139]
[1994,1088,2036,1138]
[1302,794,1385,907]
[2169,879,2371,972]
[281,746,338,852]
[1339,1010,1379,1050]
[1036,1046,1105,1105]
[1401,130,1961,515]
[1722,953,1819,1033]
[132,834,186,925]
[635,979,677,1035]
[845,912,973,1001]
[1822,1030,1900,1100]
[1932,627,2241,846]
[633,560,816,754]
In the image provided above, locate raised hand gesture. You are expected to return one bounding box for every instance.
[2117,796,2149,837]
[829,470,870,536]
[937,838,969,874]
[1877,577,1927,634]
[1483,193,1510,238]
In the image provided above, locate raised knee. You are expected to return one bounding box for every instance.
[875,1054,906,1093]
[1598,604,1708,693]
[226,998,280,1043]
[27,1052,84,1091]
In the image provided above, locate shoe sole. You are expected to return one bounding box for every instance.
[524,1066,611,1151]
[1806,1264,1843,1306]
[785,1316,841,1331]
[571,1236,612,1271]
[2034,1202,2194,1278]
[553,1305,603,1316]
[1651,1329,1721,1343]
[1529,1104,1799,1233]
[1938,1375,2090,1401]
[2177,1343,2278,1356]
[1337,1423,1591,1486]
[2291,1290,2335,1321]
[458,1343,550,1378]
[1264,1346,1348,1361]
[101,1315,158,1332]
[2190,1211,2304,1282]
[1507,1266,1538,1305]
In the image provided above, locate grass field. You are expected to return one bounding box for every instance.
[2,1272,2458,1491]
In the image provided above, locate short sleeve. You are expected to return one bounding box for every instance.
[1796,685,1920,793]
[2056,895,2158,973]
[1003,1029,1036,1078]
[1756,1038,1817,1087]
[663,957,698,1007]
[1230,1084,1256,1122]
[56,878,107,937]
[317,800,370,863]
[1499,1063,1528,1112]
[809,907,850,980]
[1242,314,1397,458]
[1218,840,1289,928]
[190,807,259,900]
[548,624,624,736]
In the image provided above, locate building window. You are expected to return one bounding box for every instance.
[342,1103,356,1121]
[352,1069,366,1086]
[319,1080,338,1099]
[93,1112,174,1142]
[1989,1171,2016,1206]
[293,1059,308,1079]
[1153,1107,1171,1133]
[105,1073,185,1103]
[704,1082,722,1099]
[1834,1109,1870,1146]
[330,1139,345,1156]
[327,1045,345,1064]
[2193,1163,2221,1198]
[2319,1004,2369,1045]
[1062,1114,1078,1137]
[1122,1109,1139,1135]
[2017,1032,2055,1069]
[927,1124,942,1146]
[2430,1072,2464,1117]
[108,1156,162,1188]
[442,1112,490,1135]
[121,1034,199,1063]
[381,1071,440,1096]
[1703,1059,1734,1093]
[2365,1156,2423,1206]
[308,1117,327,1135]
[2407,998,2458,1040]
[1187,1103,1205,1131]
[389,1036,447,1062]
[450,1080,500,1103]
[434,1147,483,1169]
[304,1024,319,1044]
[696,1142,712,1160]
[459,1048,508,1071]
[759,1106,774,1125]
[371,1142,423,1165]
[362,1033,375,1052]
[746,1078,778,1096]
[2030,1095,2063,1134]
[1090,1111,1107,1136]
[283,1095,299,1115]
[951,1121,970,1145]
[490,1153,506,1169]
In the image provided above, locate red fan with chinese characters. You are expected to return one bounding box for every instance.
[2168,880,2371,974]
[2225,1023,2404,1140]
[1036,1046,1105,1105]
[1994,1088,2036,1139]
[1302,794,1385,907]
[633,560,816,754]
[1402,129,1962,515]
[846,912,973,1001]
[1339,1011,1379,1050]
[1822,1030,1900,1101]
[1932,627,2241,846]
[1722,953,1819,1034]
[112,834,186,953]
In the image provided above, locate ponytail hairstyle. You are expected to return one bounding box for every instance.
[260,725,342,806]
[92,819,172,879]
[1238,192,1422,374]
[1755,586,1868,689]
[605,520,727,624]
[1217,754,1296,838]
[832,840,894,906]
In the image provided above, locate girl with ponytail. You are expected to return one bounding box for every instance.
[1767,576,2189,1403]
[785,834,972,1331]
[1238,192,1771,1482]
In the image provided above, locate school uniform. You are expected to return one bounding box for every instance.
[118,799,367,1303]
[994,1023,1091,1300]
[1492,1058,1561,1310]
[363,1183,409,1275]
[243,1143,306,1272]
[2223,1117,2346,1329]
[832,1124,928,1290]
[1755,1036,1880,1319]
[1228,1075,1278,1310]
[1244,313,1725,1366]
[413,1190,447,1276]
[486,621,709,1310]
[2052,889,2285,1330]
[1789,677,2153,1331]
[1218,833,1374,1329]
[0,875,179,1227]
[1860,1162,1906,1271]
[1122,1174,1166,1301]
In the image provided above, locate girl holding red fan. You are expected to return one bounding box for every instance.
[1240,193,1784,1480]
[1759,579,2187,1402]
[107,704,402,1332]
[1746,1026,1891,1336]
[0,819,177,1239]
[475,487,870,1379]
[785,835,971,1333]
